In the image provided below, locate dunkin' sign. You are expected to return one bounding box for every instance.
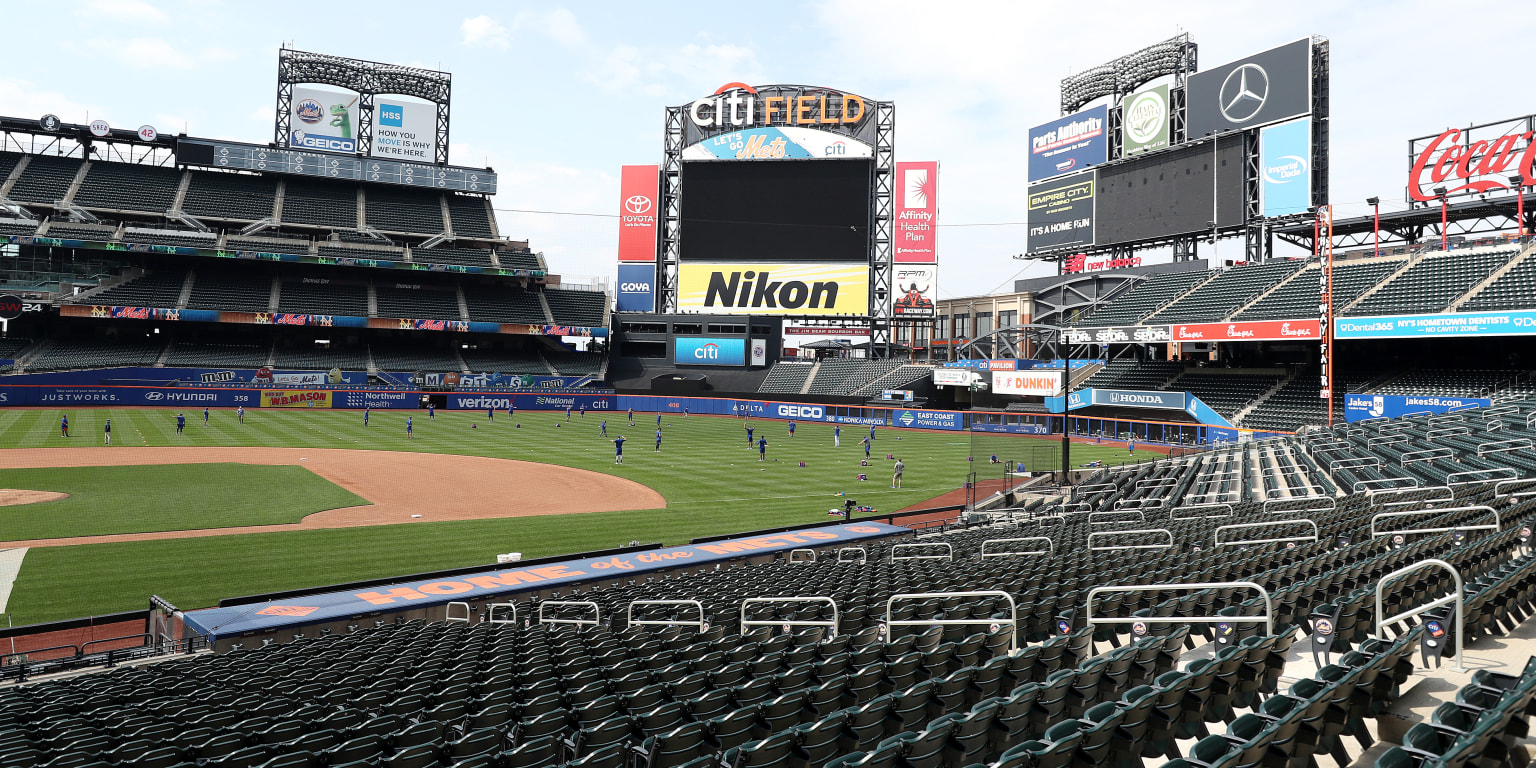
[1408,115,1536,202]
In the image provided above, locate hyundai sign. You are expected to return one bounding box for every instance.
[616,264,655,312]
[674,337,746,366]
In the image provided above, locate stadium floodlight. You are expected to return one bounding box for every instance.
[1365,197,1378,206]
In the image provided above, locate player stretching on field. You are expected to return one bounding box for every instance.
[103,419,111,445]
[600,419,608,437]
[892,458,905,488]
[237,406,245,424]
[406,416,413,439]
[758,436,768,461]
[60,414,69,438]
[655,428,663,452]
[861,436,871,459]
[746,424,755,446]
[176,412,185,435]
[787,420,796,438]
[613,435,626,464]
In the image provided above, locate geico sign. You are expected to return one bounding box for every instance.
[620,282,651,292]
[689,83,866,129]
[777,404,823,419]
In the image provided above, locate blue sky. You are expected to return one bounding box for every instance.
[2,0,1532,298]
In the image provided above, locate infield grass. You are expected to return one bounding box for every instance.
[0,407,1140,623]
[0,464,368,540]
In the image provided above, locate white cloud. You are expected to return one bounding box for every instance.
[78,37,237,71]
[0,77,99,125]
[460,15,509,49]
[513,8,587,48]
[74,0,169,25]
[584,41,763,97]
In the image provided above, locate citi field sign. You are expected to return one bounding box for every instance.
[687,83,868,130]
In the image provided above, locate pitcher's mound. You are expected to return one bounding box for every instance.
[0,490,68,506]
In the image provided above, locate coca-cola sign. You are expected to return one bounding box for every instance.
[1407,115,1536,202]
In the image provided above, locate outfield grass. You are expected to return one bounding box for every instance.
[0,464,367,540]
[0,407,1140,624]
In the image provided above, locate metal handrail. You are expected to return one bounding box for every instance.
[1427,426,1471,441]
[1088,528,1174,552]
[538,600,601,627]
[1428,413,1466,424]
[1477,438,1533,458]
[1369,484,1452,504]
[1331,457,1382,472]
[1115,498,1166,510]
[836,547,868,564]
[979,537,1055,558]
[627,599,708,631]
[1448,468,1519,487]
[1494,479,1536,500]
[1090,510,1146,526]
[1214,519,1320,548]
[891,542,954,561]
[1085,580,1274,644]
[1371,506,1501,539]
[1171,503,1234,520]
[1374,558,1465,672]
[886,590,1017,653]
[1486,404,1520,417]
[1264,484,1329,499]
[445,602,471,623]
[740,596,839,637]
[1264,495,1336,514]
[1401,447,1453,466]
[788,549,817,564]
[1354,477,1419,492]
[486,603,518,625]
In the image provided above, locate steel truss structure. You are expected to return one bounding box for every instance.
[1275,192,1536,253]
[273,48,452,165]
[659,87,897,354]
[1023,37,1329,269]
[0,117,177,167]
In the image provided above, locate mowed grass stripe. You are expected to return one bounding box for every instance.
[0,407,1140,623]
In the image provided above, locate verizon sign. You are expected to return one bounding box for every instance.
[992,370,1064,397]
[1173,319,1319,342]
[1408,114,1536,202]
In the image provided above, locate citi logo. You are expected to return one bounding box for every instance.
[826,141,847,156]
[694,343,723,360]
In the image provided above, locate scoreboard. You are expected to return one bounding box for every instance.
[176,138,496,194]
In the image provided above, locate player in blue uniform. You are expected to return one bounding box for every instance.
[787,420,796,437]
[657,411,663,427]
[60,414,69,438]
[566,406,572,422]
[579,405,585,418]
[655,428,663,452]
[613,435,626,464]
[103,419,111,445]
[869,424,876,441]
[176,412,185,435]
[758,436,768,461]
[237,406,245,424]
[202,407,209,426]
[861,436,871,459]
[600,420,608,437]
[834,424,841,447]
[427,403,435,421]
[406,416,413,439]
[487,406,494,421]
[746,424,755,446]
[363,407,370,427]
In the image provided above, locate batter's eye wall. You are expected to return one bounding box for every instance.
[679,159,873,262]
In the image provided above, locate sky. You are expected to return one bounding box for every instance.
[2,0,1533,299]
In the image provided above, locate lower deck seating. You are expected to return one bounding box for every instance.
[27,338,165,370]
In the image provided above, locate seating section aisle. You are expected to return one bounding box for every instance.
[184,272,273,313]
[758,363,816,394]
[27,338,166,371]
[83,271,189,308]
[182,172,278,222]
[544,290,606,327]
[463,287,547,324]
[1462,249,1536,311]
[72,163,181,213]
[1347,246,1517,316]
[1070,269,1210,326]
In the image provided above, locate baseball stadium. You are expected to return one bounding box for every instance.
[3,19,1536,768]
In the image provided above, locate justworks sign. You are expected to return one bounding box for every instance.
[689,83,867,129]
[677,263,869,316]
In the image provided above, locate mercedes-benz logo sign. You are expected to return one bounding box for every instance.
[39,114,60,132]
[624,195,652,215]
[1218,63,1269,123]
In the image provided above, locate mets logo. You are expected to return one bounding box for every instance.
[1132,621,1148,637]
[254,313,272,324]
[1313,618,1334,636]
[256,605,319,617]
[845,526,881,533]
[295,99,324,124]
[91,305,108,318]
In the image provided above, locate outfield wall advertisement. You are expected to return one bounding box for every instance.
[1344,393,1492,422]
[676,263,869,315]
[1336,310,1536,339]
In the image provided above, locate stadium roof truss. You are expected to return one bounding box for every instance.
[0,117,177,167]
[274,49,452,165]
[1275,191,1536,252]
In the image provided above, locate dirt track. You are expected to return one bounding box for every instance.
[0,447,666,548]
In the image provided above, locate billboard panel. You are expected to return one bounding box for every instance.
[1407,114,1536,202]
[677,262,869,316]
[1029,105,1109,182]
[1027,174,1095,251]
[1095,134,1245,245]
[289,86,359,154]
[370,100,436,161]
[751,338,767,367]
[1122,84,1171,156]
[1060,325,1171,344]
[992,370,1064,397]
[616,263,656,312]
[891,265,936,318]
[679,160,872,262]
[618,165,660,262]
[680,127,872,160]
[674,337,746,366]
[933,369,974,386]
[894,161,938,263]
[1186,38,1311,138]
[1336,310,1536,339]
[1260,118,1311,216]
[1173,319,1319,342]
[1344,394,1491,422]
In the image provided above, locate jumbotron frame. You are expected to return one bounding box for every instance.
[657,91,898,352]
[273,48,452,165]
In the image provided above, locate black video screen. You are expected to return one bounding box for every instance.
[680,160,872,262]
[1095,134,1245,245]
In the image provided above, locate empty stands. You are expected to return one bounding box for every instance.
[184,272,273,313]
[1070,268,1209,326]
[281,180,358,230]
[0,219,37,236]
[278,278,369,317]
[272,344,369,371]
[27,337,165,370]
[182,171,278,222]
[1462,250,1536,311]
[853,364,935,397]
[42,224,116,242]
[463,286,547,324]
[544,289,606,327]
[7,155,81,204]
[83,271,188,308]
[163,342,268,368]
[448,194,495,238]
[1148,260,1304,324]
[72,162,180,213]
[365,188,445,235]
[806,359,905,396]
[495,249,541,271]
[1347,246,1518,316]
[461,347,550,375]
[376,284,463,321]
[418,248,496,269]
[370,345,463,372]
[758,362,816,394]
[121,229,219,249]
[317,245,403,263]
[1169,371,1283,418]
[1375,369,1516,397]
[546,350,605,376]
[1080,359,1183,390]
